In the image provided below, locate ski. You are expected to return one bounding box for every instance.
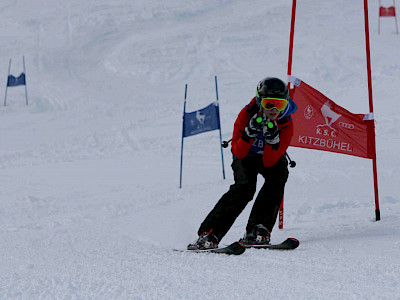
[245,238,299,250]
[174,241,246,255]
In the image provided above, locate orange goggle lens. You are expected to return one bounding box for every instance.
[260,97,288,111]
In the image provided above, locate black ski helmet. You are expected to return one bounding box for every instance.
[256,77,288,106]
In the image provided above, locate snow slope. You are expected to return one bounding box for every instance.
[1,0,399,299]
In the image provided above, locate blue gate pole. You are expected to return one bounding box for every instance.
[4,59,11,107]
[179,84,188,188]
[215,76,225,180]
[23,56,28,106]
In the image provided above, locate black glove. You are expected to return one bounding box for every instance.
[263,119,280,145]
[244,112,265,138]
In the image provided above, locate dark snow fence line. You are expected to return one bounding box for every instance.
[282,0,381,227]
[179,76,225,188]
[4,56,29,106]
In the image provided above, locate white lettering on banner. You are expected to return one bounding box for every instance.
[298,136,353,152]
[316,127,337,137]
[339,122,355,129]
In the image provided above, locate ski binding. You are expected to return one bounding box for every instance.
[174,241,246,255]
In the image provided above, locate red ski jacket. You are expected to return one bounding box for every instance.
[231,98,294,167]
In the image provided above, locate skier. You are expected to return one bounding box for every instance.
[188,77,298,250]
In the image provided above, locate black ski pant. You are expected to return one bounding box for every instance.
[198,154,289,242]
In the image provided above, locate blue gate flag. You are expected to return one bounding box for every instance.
[183,102,220,138]
[7,73,26,87]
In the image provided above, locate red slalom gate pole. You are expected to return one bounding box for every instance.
[287,0,297,79]
[279,0,297,230]
[364,0,381,221]
[279,196,284,229]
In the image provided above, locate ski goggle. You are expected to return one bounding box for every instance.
[260,97,288,111]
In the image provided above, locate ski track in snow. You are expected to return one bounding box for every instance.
[1,0,400,299]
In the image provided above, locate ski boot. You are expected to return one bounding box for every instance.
[240,224,271,246]
[187,230,219,250]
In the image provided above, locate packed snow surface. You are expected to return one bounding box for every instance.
[1,0,399,299]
